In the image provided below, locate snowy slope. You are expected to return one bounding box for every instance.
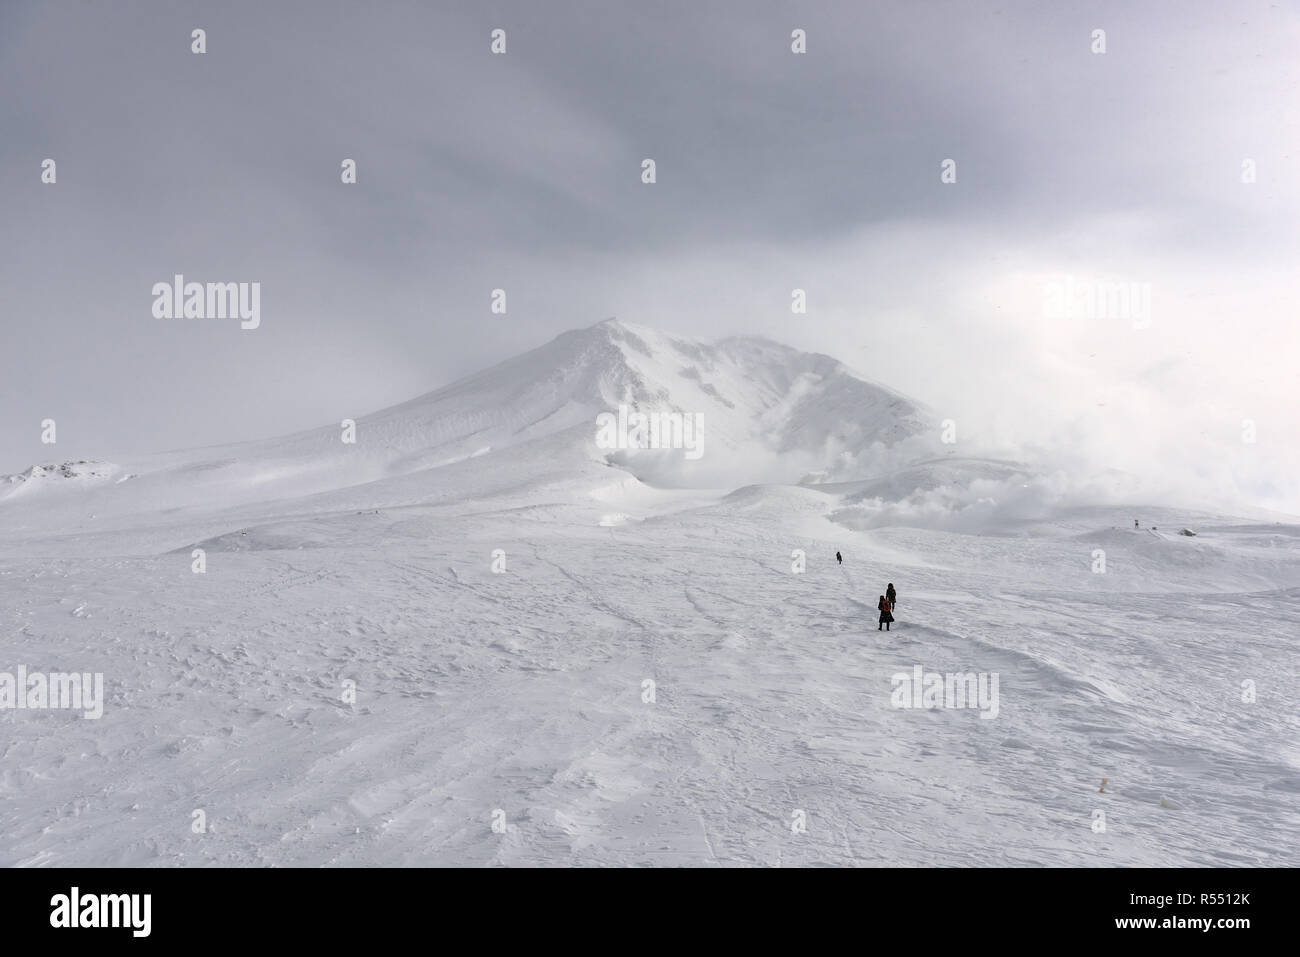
[1,322,1297,867]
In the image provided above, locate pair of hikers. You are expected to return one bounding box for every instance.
[836,553,897,630]
[878,583,897,631]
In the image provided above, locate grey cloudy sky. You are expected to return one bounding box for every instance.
[2,1,1297,509]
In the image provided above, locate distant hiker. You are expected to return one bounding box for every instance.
[878,595,894,631]
[1134,519,1139,528]
[836,551,843,565]
[886,583,897,610]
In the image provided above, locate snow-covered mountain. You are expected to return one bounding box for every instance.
[366,318,932,467]
[2,321,1298,868]
[0,319,937,541]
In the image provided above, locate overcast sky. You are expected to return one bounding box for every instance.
[2,0,1297,511]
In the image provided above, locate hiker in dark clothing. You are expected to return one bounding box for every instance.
[886,583,897,611]
[836,551,842,565]
[877,595,893,631]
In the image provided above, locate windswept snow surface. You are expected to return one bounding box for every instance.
[2,322,1298,867]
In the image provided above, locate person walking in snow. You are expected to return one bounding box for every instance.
[836,551,842,565]
[878,595,894,631]
[886,582,897,611]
